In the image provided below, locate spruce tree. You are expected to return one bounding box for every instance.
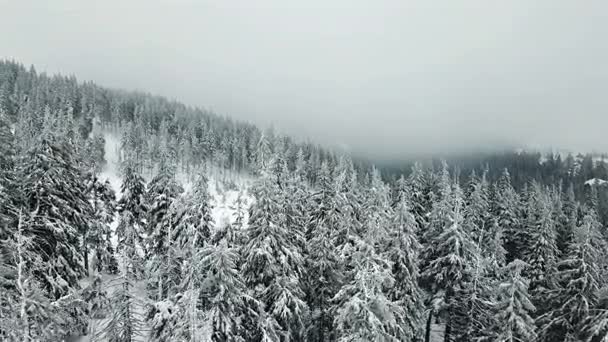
[387,197,424,341]
[492,260,537,342]
[101,221,146,342]
[85,175,118,274]
[18,135,92,299]
[421,182,475,342]
[0,211,58,341]
[116,166,147,278]
[241,158,308,340]
[305,161,344,342]
[492,169,521,263]
[0,108,17,240]
[538,209,606,341]
[333,236,407,341]
[522,183,558,313]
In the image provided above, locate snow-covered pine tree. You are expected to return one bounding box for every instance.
[492,169,521,262]
[407,162,435,237]
[18,134,93,299]
[150,172,215,342]
[305,161,345,342]
[421,181,475,342]
[0,211,58,341]
[582,287,608,341]
[241,155,308,341]
[175,170,214,250]
[198,240,248,341]
[332,235,407,342]
[421,161,452,260]
[363,167,392,249]
[538,208,606,341]
[146,159,184,256]
[100,216,146,342]
[557,184,578,256]
[522,183,558,314]
[116,165,147,278]
[0,108,17,240]
[492,260,537,342]
[85,175,118,275]
[387,196,424,341]
[146,159,184,301]
[463,171,490,246]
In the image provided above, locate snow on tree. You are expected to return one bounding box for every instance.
[116,166,147,278]
[145,160,185,301]
[241,155,308,340]
[175,170,214,250]
[146,159,184,257]
[492,169,521,262]
[463,171,490,245]
[557,184,578,256]
[386,197,424,341]
[491,260,537,342]
[332,236,407,342]
[421,181,476,341]
[85,175,118,275]
[0,211,58,341]
[18,135,93,299]
[522,183,558,309]
[213,188,246,248]
[538,209,606,341]
[407,162,435,235]
[0,108,17,240]
[305,161,346,342]
[99,240,146,342]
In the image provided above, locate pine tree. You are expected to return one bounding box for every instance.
[145,159,184,301]
[0,108,17,240]
[85,175,118,275]
[464,171,490,245]
[387,197,424,341]
[146,160,184,257]
[241,159,307,340]
[492,260,537,342]
[408,162,435,236]
[100,225,146,342]
[116,166,147,278]
[175,170,214,250]
[538,209,606,341]
[492,169,521,263]
[18,135,92,299]
[0,211,58,341]
[332,236,407,341]
[557,184,578,256]
[522,183,558,311]
[421,182,475,342]
[305,162,344,342]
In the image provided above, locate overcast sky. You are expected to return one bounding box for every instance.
[1,0,607,159]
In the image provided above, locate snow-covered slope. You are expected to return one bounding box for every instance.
[71,132,255,341]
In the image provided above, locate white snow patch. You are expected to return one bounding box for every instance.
[585,178,608,186]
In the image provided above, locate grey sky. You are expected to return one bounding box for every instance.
[2,0,607,159]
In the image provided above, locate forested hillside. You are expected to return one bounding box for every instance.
[2,60,608,341]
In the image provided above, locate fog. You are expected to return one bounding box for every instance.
[2,0,607,159]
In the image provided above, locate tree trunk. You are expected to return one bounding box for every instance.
[425,310,433,342]
[84,235,89,276]
[444,313,452,342]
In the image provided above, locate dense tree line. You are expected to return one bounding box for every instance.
[2,60,608,341]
